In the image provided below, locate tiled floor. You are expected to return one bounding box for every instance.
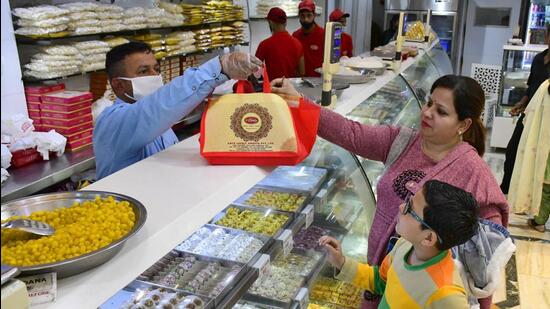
[483,146,550,308]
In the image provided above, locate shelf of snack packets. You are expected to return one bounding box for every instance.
[20,22,249,82]
[11,1,245,40]
[99,161,371,309]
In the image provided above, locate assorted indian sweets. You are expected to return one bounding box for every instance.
[175,227,264,263]
[214,207,288,236]
[1,196,135,267]
[244,189,306,212]
[121,287,206,309]
[140,252,241,299]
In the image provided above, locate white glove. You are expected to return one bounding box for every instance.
[220,52,262,80]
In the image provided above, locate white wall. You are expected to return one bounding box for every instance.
[1,0,28,118]
[461,0,522,77]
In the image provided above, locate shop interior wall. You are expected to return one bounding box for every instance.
[2,0,27,118]
[461,0,522,77]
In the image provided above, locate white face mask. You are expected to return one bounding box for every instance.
[117,75,164,101]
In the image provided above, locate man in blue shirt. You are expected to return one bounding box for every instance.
[94,42,261,179]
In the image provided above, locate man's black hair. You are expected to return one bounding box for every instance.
[105,41,153,80]
[422,180,479,250]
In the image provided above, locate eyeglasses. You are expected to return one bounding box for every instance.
[403,195,443,244]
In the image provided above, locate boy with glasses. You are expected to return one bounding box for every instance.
[320,180,479,308]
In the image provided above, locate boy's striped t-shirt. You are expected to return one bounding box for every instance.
[336,238,468,308]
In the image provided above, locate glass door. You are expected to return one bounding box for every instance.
[429,13,456,59]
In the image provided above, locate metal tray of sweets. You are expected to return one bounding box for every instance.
[1,191,147,278]
[137,250,248,307]
[256,165,328,195]
[243,265,306,309]
[99,279,213,309]
[210,205,293,237]
[243,247,325,309]
[174,224,272,265]
[232,186,311,215]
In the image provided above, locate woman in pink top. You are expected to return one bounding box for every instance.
[273,75,509,309]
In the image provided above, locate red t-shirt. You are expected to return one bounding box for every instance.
[341,32,353,57]
[255,31,304,80]
[293,24,325,77]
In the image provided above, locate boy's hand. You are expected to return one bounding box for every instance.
[319,236,345,270]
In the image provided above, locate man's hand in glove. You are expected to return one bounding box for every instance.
[220,52,262,80]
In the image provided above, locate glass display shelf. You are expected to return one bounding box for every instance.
[400,53,440,103]
[426,41,454,75]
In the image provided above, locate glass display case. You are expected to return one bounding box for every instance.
[99,46,449,309]
[497,45,546,114]
[491,44,546,148]
[426,41,454,75]
[346,75,422,194]
[401,53,440,102]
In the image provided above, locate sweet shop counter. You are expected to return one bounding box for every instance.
[32,39,450,309]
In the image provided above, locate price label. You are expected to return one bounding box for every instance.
[302,204,315,228]
[278,229,294,257]
[19,272,57,305]
[253,254,271,284]
[295,287,309,308]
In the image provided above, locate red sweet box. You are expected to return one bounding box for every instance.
[42,121,93,135]
[41,91,93,104]
[27,109,41,118]
[40,100,92,112]
[24,83,65,95]
[40,106,92,120]
[27,102,41,110]
[66,135,93,151]
[65,128,93,142]
[41,114,93,128]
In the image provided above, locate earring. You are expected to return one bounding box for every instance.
[458,131,462,135]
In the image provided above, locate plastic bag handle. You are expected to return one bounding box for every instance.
[235,66,271,93]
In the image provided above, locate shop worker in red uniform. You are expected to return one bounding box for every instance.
[329,8,353,57]
[293,0,325,77]
[255,7,305,80]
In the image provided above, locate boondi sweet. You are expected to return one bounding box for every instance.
[1,196,135,266]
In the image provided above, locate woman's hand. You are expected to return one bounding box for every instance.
[271,78,301,97]
[319,235,346,270]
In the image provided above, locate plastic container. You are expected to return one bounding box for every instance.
[10,148,42,168]
[40,106,92,120]
[42,121,93,135]
[41,114,92,127]
[41,100,92,112]
[41,91,93,104]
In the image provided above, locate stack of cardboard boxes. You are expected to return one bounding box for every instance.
[24,83,66,132]
[40,91,94,152]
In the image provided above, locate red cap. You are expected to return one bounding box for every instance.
[298,0,316,13]
[267,7,287,24]
[329,8,349,22]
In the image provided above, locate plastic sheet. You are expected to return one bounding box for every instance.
[12,5,69,20]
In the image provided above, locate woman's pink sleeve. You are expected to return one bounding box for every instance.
[317,107,401,163]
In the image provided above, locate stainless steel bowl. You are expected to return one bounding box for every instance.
[1,191,147,278]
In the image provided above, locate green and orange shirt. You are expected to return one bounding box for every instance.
[335,238,468,308]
